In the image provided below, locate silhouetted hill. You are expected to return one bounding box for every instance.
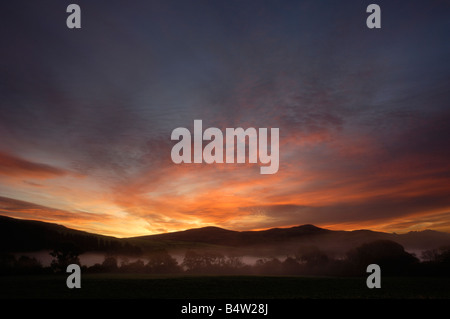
[134,224,331,247]
[1,215,450,256]
[141,226,238,246]
[0,215,141,255]
[134,223,450,255]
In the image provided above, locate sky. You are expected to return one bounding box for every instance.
[0,0,449,237]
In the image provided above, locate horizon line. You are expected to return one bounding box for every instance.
[1,214,447,239]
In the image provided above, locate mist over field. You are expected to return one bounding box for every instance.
[3,216,450,278]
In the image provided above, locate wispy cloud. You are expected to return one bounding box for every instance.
[0,152,69,179]
[0,1,449,236]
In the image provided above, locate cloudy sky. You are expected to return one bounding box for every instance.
[0,0,449,237]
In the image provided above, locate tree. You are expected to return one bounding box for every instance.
[146,250,180,273]
[182,250,203,272]
[182,250,227,273]
[226,256,245,270]
[346,240,418,276]
[101,256,118,272]
[296,245,329,267]
[421,249,440,262]
[50,243,81,273]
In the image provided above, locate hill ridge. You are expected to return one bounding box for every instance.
[1,215,450,254]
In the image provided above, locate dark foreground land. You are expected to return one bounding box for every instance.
[1,274,449,299]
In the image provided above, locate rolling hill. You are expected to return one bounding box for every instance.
[1,215,450,257]
[133,224,332,246]
[0,215,141,255]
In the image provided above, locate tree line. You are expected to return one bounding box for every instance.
[1,240,450,276]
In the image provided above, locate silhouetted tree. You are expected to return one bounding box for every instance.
[346,240,418,276]
[419,247,450,276]
[120,256,130,268]
[202,251,226,269]
[50,242,81,273]
[294,245,332,274]
[101,256,118,272]
[182,250,236,273]
[435,247,450,264]
[120,259,145,273]
[182,250,202,272]
[225,256,245,271]
[296,246,329,267]
[146,250,180,273]
[421,249,440,262]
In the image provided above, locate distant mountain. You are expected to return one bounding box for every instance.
[134,223,450,255]
[135,224,331,247]
[1,215,450,256]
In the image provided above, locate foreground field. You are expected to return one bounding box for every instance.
[1,274,450,299]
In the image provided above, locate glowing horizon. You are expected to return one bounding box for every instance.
[1,1,449,238]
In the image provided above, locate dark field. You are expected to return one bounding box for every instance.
[1,274,449,299]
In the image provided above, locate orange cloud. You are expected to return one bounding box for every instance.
[0,195,149,237]
[0,151,69,179]
[1,119,449,238]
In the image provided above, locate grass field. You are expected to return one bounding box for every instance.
[1,274,450,299]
